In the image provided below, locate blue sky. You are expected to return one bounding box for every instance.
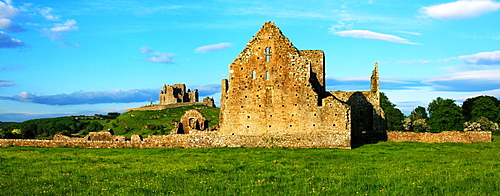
[1,0,500,122]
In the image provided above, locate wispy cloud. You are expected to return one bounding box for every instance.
[421,0,500,20]
[397,31,421,36]
[395,60,432,64]
[0,83,222,105]
[326,76,425,91]
[195,42,232,53]
[455,88,500,102]
[140,46,176,64]
[331,30,419,45]
[423,70,500,91]
[40,7,60,21]
[0,89,160,105]
[456,50,500,65]
[0,30,26,48]
[0,79,15,87]
[42,19,79,40]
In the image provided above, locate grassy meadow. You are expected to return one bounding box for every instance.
[1,138,499,195]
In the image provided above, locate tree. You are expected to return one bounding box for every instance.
[427,97,463,132]
[410,106,427,120]
[22,123,37,139]
[462,95,500,123]
[380,92,405,131]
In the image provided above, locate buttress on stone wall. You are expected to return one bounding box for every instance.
[219,22,385,147]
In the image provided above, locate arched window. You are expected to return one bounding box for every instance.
[252,70,256,79]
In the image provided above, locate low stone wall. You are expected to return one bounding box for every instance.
[387,131,491,143]
[0,132,351,149]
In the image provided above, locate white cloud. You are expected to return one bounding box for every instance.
[421,0,500,20]
[0,17,11,28]
[0,79,15,87]
[42,19,79,40]
[423,70,500,91]
[332,30,419,45]
[395,60,432,64]
[0,0,18,18]
[195,42,232,53]
[50,19,78,32]
[328,20,354,32]
[397,31,421,36]
[455,88,500,102]
[140,46,153,54]
[140,46,176,64]
[456,50,500,65]
[40,7,61,21]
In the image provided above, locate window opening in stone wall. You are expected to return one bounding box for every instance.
[252,70,256,79]
[266,55,271,62]
[265,47,271,54]
[266,71,269,80]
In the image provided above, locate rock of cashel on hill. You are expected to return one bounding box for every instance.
[126,83,215,112]
[219,22,386,147]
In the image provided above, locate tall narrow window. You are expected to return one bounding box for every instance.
[266,71,269,80]
[265,47,271,62]
[252,70,256,79]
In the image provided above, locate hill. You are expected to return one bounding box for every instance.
[102,105,219,137]
[0,105,219,139]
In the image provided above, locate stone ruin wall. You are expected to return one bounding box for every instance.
[0,131,490,149]
[387,131,492,143]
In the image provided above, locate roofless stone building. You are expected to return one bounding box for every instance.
[219,22,385,147]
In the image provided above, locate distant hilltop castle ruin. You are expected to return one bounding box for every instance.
[159,84,199,105]
[126,83,215,112]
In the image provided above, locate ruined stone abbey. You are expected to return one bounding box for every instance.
[219,22,386,147]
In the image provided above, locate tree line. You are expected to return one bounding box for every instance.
[0,113,119,139]
[381,93,500,133]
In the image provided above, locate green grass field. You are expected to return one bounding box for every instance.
[1,139,499,195]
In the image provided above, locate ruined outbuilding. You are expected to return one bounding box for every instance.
[174,109,209,134]
[219,22,385,147]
